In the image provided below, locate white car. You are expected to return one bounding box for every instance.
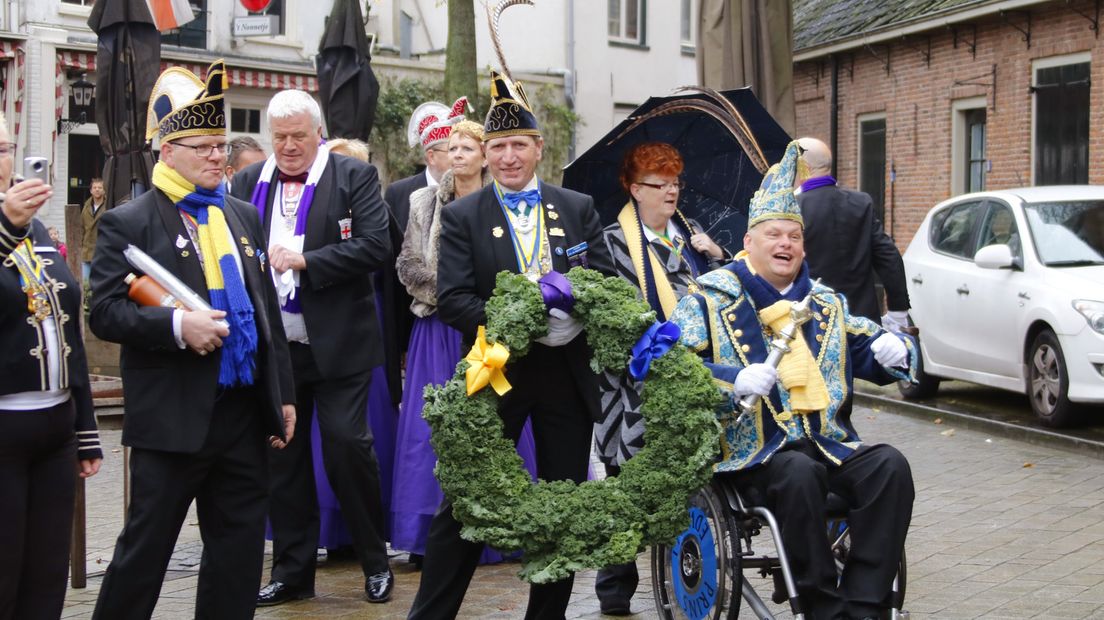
[901,186,1104,426]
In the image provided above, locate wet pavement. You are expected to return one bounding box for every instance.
[63,402,1104,619]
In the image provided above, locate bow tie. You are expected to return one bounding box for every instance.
[278,171,308,184]
[501,188,542,214]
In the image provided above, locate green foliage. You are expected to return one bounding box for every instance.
[370,76,444,180]
[530,85,582,184]
[423,269,721,584]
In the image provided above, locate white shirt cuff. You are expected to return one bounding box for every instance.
[172,309,186,349]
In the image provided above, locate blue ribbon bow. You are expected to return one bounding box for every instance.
[628,320,682,381]
[502,188,542,214]
[538,271,575,314]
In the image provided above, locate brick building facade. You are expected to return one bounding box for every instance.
[792,0,1104,249]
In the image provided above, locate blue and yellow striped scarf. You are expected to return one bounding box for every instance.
[152,162,257,387]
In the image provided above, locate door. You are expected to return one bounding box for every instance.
[911,199,986,370]
[68,134,105,206]
[953,200,1026,380]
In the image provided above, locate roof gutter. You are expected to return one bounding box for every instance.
[793,0,1044,62]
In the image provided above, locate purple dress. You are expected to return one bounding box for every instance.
[390,313,538,563]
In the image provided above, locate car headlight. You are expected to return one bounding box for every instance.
[1072,300,1104,335]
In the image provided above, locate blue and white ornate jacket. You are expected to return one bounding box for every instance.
[670,260,918,473]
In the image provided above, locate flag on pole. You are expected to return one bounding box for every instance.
[146,0,195,31]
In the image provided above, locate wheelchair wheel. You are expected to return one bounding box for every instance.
[652,484,740,619]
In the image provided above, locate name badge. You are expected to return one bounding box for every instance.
[566,241,589,268]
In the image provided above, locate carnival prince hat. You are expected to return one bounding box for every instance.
[146,59,228,143]
[747,140,810,229]
[483,0,541,141]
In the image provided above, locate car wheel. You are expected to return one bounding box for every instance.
[1027,329,1079,427]
[897,337,939,400]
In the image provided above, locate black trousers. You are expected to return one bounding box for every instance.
[0,400,77,620]
[408,345,594,620]
[268,342,388,588]
[93,387,268,620]
[735,441,914,620]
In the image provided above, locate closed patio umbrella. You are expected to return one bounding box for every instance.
[88,0,160,207]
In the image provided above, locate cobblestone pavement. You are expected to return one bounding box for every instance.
[63,405,1104,619]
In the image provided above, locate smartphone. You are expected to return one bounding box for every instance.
[24,157,49,183]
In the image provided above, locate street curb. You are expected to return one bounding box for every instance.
[855,390,1104,461]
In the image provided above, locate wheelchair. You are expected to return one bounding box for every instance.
[652,475,907,619]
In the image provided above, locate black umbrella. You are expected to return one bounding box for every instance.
[88,0,159,208]
[562,87,791,250]
[316,0,380,141]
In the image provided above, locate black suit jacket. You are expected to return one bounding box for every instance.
[436,181,615,422]
[89,189,294,454]
[231,153,392,379]
[383,171,427,233]
[798,185,910,322]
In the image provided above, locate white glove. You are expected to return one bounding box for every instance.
[535,308,584,347]
[881,310,910,334]
[871,332,909,368]
[735,363,778,397]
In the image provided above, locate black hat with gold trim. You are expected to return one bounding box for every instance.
[483,0,540,141]
[484,71,540,141]
[146,59,228,143]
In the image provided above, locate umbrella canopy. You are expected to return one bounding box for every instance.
[316,0,380,141]
[88,0,159,208]
[562,87,791,250]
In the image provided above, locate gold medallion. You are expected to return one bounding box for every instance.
[548,211,559,220]
[492,226,504,238]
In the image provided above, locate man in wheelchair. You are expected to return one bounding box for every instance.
[670,142,918,620]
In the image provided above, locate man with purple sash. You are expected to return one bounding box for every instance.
[229,90,395,606]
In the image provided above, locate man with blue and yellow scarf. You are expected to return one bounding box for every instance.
[671,142,917,620]
[89,60,296,620]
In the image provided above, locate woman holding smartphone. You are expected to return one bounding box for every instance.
[0,113,103,620]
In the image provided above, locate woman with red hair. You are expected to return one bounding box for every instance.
[593,141,728,615]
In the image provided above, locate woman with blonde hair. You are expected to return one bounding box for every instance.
[392,118,537,565]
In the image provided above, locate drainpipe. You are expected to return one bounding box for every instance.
[830,54,839,179]
[566,0,577,160]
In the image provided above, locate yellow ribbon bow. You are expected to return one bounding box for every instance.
[465,326,512,396]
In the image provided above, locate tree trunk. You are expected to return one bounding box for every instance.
[444,0,478,104]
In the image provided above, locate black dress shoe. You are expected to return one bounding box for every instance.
[365,569,394,603]
[599,598,632,616]
[256,581,314,607]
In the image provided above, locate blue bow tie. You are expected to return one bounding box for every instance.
[502,188,542,214]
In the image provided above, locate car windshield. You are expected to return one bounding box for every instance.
[1022,200,1104,266]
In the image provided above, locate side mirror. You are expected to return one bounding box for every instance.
[974,244,1015,269]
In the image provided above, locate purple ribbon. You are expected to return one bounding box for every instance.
[800,175,837,193]
[628,320,681,381]
[539,271,575,314]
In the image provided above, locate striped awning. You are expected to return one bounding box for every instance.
[56,50,318,91]
[0,39,18,60]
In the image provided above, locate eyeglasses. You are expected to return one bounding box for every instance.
[635,180,684,191]
[427,146,448,154]
[175,143,229,158]
[0,142,15,156]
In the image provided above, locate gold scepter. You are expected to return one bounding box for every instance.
[735,279,820,423]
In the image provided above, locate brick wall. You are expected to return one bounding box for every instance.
[794,4,1104,250]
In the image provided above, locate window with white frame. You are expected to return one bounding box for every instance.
[951,97,987,195]
[231,107,262,134]
[608,0,645,45]
[680,0,695,49]
[1032,54,1090,185]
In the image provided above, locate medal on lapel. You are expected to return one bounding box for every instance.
[492,226,504,238]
